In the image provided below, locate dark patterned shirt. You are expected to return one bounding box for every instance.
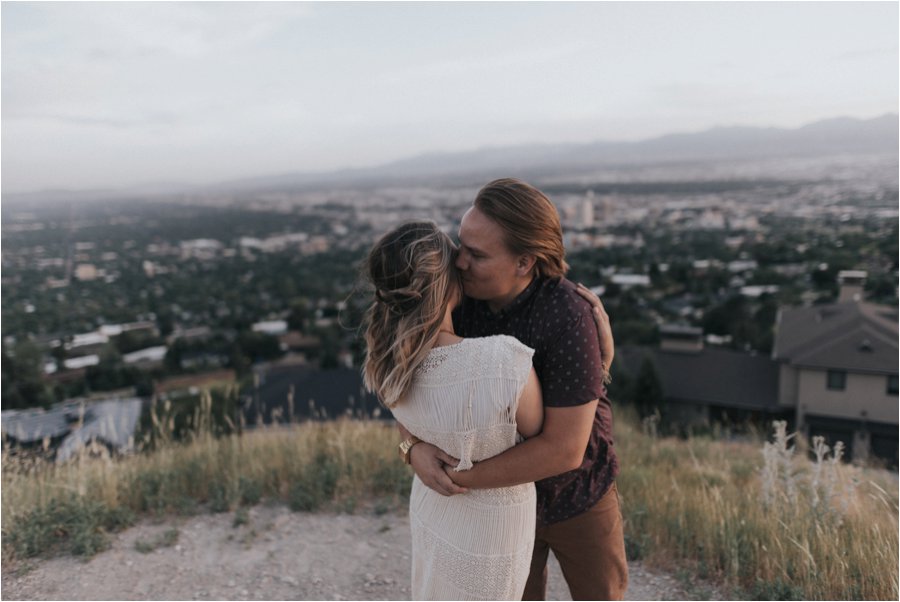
[453,276,619,526]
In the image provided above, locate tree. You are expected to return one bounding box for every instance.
[648,262,663,287]
[603,281,622,298]
[115,330,162,354]
[287,299,313,332]
[164,339,187,372]
[633,356,664,419]
[702,295,747,336]
[85,345,137,391]
[228,345,251,377]
[236,331,283,363]
[605,362,632,405]
[156,309,175,337]
[2,341,54,409]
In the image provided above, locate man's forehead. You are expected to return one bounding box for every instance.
[458,208,496,251]
[458,232,488,254]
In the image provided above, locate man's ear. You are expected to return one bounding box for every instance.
[516,255,537,277]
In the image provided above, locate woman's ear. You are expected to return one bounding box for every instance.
[516,255,537,277]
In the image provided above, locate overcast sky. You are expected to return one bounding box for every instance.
[2,1,897,193]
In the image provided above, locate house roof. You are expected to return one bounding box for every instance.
[247,366,383,425]
[773,301,898,374]
[659,324,702,338]
[618,345,781,410]
[55,399,143,462]
[2,398,144,462]
[123,346,168,364]
[2,407,72,443]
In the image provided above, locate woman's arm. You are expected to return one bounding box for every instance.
[575,283,614,382]
[515,367,543,438]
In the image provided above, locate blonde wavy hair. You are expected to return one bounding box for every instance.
[363,221,460,408]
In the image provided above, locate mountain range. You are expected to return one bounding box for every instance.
[6,114,898,202]
[211,113,900,192]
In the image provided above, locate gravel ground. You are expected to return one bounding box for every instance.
[2,505,725,601]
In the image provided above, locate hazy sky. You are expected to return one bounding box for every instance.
[2,1,897,193]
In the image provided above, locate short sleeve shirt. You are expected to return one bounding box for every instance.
[453,276,619,526]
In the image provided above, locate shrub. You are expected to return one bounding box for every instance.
[369,460,412,498]
[740,577,805,601]
[288,481,320,512]
[5,498,133,558]
[238,477,262,506]
[208,482,231,513]
[134,528,179,554]
[232,508,249,528]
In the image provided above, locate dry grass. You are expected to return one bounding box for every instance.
[3,397,897,600]
[2,403,409,562]
[615,409,899,600]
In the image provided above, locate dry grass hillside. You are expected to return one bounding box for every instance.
[2,398,897,600]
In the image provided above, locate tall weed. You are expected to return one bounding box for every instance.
[616,410,898,600]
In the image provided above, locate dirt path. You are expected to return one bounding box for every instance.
[2,505,723,600]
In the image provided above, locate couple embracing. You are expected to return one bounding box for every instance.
[363,178,628,601]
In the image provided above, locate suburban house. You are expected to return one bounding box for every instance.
[772,272,898,464]
[618,326,790,429]
[616,272,898,465]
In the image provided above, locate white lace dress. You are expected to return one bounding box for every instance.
[390,335,537,601]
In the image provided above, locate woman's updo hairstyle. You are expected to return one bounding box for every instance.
[363,221,459,408]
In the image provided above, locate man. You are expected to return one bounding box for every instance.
[400,178,627,600]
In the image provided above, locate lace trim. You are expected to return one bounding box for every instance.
[418,424,519,471]
[416,347,452,375]
[466,483,535,506]
[411,513,532,600]
[415,335,533,380]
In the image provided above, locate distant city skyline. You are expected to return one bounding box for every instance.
[2,2,897,193]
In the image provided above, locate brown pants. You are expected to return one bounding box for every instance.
[522,483,628,601]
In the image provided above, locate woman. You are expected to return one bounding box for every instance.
[363,221,543,600]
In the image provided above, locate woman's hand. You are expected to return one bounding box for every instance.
[576,282,614,383]
[409,442,468,496]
